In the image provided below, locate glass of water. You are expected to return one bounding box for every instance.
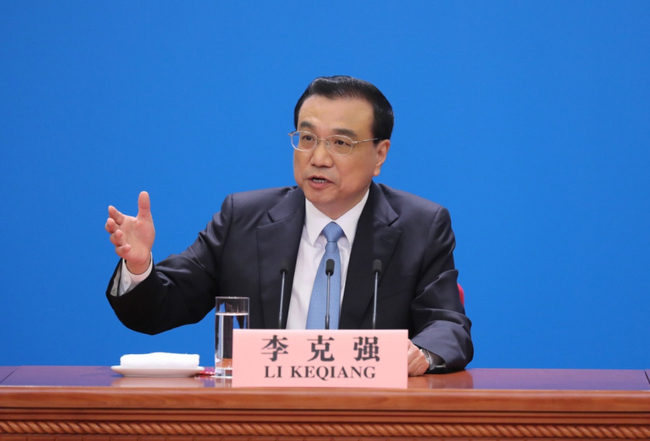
[214,296,249,377]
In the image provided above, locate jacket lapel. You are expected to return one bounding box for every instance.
[339,183,401,329]
[257,188,305,329]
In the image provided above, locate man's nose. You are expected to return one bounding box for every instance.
[310,139,334,165]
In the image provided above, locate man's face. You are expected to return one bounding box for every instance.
[293,95,390,219]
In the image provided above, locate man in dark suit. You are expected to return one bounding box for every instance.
[105,76,473,375]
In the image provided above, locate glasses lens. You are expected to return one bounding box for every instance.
[291,132,317,151]
[326,135,353,155]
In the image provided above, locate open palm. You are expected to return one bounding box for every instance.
[105,191,155,274]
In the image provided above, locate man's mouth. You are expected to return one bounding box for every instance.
[310,177,330,184]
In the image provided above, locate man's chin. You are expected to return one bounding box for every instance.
[303,192,337,217]
[304,192,332,210]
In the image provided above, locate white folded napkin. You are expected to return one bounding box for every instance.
[119,352,200,369]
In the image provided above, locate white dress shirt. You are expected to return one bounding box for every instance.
[285,191,368,329]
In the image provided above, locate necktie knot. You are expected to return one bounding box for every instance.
[323,222,344,244]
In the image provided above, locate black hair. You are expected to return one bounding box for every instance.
[294,76,394,141]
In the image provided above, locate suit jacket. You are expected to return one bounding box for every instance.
[107,182,473,371]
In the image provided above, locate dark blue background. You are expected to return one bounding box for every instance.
[1,1,648,369]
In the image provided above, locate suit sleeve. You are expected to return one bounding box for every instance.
[105,195,235,335]
[409,206,473,371]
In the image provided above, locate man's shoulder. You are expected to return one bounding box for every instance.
[375,183,446,215]
[373,183,455,242]
[230,186,299,202]
[224,186,303,216]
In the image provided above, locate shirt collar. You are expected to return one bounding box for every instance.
[304,190,370,246]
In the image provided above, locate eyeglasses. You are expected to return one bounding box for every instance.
[289,131,379,155]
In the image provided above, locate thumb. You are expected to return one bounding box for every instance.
[137,191,152,221]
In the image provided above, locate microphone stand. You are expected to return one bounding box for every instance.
[278,260,288,329]
[372,259,382,330]
[325,259,334,330]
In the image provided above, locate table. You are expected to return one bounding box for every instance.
[1,366,649,440]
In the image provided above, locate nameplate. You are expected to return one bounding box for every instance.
[231,329,407,388]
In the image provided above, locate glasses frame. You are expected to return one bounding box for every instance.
[289,130,379,155]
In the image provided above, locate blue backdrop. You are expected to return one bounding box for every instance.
[1,1,648,370]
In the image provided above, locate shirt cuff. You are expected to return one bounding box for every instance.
[110,255,153,297]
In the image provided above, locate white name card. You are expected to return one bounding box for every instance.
[231,329,408,388]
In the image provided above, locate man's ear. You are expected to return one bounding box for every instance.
[373,139,390,177]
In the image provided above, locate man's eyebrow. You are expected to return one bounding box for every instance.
[298,121,358,138]
[331,127,358,138]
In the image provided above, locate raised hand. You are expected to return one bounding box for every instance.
[105,191,156,275]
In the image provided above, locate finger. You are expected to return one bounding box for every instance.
[114,243,132,260]
[408,357,421,376]
[137,191,152,221]
[408,362,415,377]
[109,230,124,247]
[408,355,427,376]
[108,205,124,225]
[407,346,423,367]
[406,340,419,363]
[409,362,427,376]
[406,340,428,376]
[105,217,118,234]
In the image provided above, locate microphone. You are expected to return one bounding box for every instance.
[278,260,289,329]
[372,259,382,329]
[326,259,335,275]
[324,259,335,330]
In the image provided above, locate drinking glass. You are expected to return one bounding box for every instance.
[214,296,249,377]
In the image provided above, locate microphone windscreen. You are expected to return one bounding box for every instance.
[373,259,382,274]
[279,259,289,274]
[325,258,335,275]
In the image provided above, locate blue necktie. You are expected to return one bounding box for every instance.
[306,222,344,329]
